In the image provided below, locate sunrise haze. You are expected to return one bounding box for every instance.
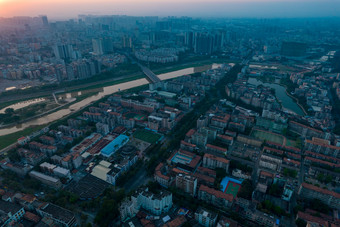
[1,0,339,19]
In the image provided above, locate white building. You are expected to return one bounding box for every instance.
[120,187,172,221]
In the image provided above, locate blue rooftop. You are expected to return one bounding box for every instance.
[220,176,243,192]
[101,134,129,157]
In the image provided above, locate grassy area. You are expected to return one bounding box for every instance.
[152,60,232,75]
[286,139,297,147]
[124,112,147,121]
[0,125,46,150]
[133,129,162,144]
[0,63,141,99]
[251,129,285,145]
[58,74,145,94]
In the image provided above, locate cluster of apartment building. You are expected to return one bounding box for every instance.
[290,72,337,130]
[135,47,185,63]
[0,190,75,227]
[226,73,281,111]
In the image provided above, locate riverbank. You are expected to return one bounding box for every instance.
[248,76,306,116]
[0,91,98,130]
[0,63,223,150]
[283,87,308,116]
[0,58,236,105]
[0,85,149,151]
[0,125,47,152]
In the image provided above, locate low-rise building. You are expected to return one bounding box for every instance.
[154,163,173,188]
[194,207,218,227]
[206,144,227,156]
[36,203,76,227]
[0,200,25,226]
[29,171,62,189]
[203,153,230,172]
[198,185,233,208]
[298,182,340,209]
[175,174,197,196]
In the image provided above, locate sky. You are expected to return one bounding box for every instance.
[0,0,339,19]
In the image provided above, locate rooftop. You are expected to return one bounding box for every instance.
[203,153,230,165]
[301,182,340,199]
[0,200,23,215]
[199,185,234,202]
[40,203,75,225]
[101,134,129,157]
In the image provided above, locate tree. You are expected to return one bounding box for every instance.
[8,150,21,162]
[283,168,297,178]
[237,179,253,200]
[268,183,283,197]
[4,108,14,115]
[296,218,307,227]
[296,138,302,149]
[260,200,286,216]
[69,194,79,204]
[310,199,331,214]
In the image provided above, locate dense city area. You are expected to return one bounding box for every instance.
[0,15,339,227]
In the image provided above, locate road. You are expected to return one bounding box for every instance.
[121,166,152,193]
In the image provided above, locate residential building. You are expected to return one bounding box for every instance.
[198,185,233,208]
[175,174,197,196]
[203,153,230,172]
[0,200,25,226]
[194,207,218,227]
[120,187,172,220]
[298,183,340,209]
[29,171,62,189]
[36,203,76,227]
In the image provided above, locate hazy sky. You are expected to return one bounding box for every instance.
[0,0,339,19]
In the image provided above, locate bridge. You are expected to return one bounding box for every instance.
[139,65,161,83]
[123,52,161,84]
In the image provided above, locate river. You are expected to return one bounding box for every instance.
[247,77,305,116]
[0,64,220,136]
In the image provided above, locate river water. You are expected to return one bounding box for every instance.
[247,77,305,116]
[0,64,220,136]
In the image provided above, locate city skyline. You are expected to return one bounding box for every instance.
[1,0,340,19]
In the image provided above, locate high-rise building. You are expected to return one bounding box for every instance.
[53,44,75,60]
[194,32,214,55]
[213,30,225,52]
[92,37,113,55]
[66,65,75,80]
[40,15,49,27]
[185,31,194,49]
[102,37,113,53]
[92,38,104,55]
[122,36,133,49]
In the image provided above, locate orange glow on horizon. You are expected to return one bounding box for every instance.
[0,0,336,18]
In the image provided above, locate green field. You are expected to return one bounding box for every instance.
[0,125,46,151]
[225,182,241,198]
[133,129,162,144]
[285,139,296,147]
[124,112,147,121]
[251,129,285,145]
